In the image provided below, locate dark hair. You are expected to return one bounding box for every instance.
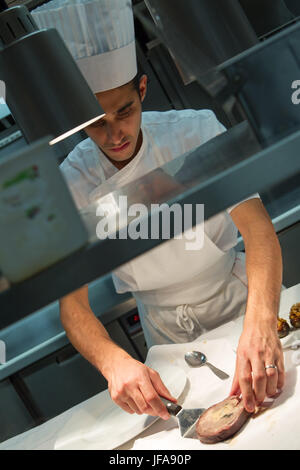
[120,71,145,98]
[131,74,141,94]
[130,71,145,98]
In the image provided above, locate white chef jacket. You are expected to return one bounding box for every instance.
[60,109,260,295]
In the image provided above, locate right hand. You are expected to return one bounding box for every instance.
[104,353,177,420]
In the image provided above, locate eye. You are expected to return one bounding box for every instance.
[89,119,106,128]
[118,109,132,119]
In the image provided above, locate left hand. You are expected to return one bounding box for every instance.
[230,319,285,413]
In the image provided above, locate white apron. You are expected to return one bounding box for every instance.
[113,228,249,348]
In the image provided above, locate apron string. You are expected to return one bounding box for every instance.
[176,304,196,334]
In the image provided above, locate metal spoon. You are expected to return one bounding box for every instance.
[184,351,230,380]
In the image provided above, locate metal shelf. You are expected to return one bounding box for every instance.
[1,121,300,329]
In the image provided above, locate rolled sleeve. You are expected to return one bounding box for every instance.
[226,193,261,214]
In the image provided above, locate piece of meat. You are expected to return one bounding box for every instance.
[290,303,300,329]
[196,395,252,444]
[277,317,290,338]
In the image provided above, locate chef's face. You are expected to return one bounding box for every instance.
[84,75,147,166]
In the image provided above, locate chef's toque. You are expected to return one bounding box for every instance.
[31,0,137,93]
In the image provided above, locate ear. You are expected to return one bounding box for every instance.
[139,74,148,103]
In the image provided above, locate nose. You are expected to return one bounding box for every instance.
[106,121,124,145]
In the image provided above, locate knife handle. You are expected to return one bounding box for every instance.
[160,397,182,416]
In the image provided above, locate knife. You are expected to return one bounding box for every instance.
[161,397,205,438]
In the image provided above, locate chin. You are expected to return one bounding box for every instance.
[108,147,135,162]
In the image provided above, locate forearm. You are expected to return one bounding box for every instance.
[230,200,285,409]
[60,291,176,420]
[59,291,131,378]
[243,226,282,328]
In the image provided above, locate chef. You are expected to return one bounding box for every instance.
[32,0,284,421]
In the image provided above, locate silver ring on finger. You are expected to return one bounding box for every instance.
[265,364,277,370]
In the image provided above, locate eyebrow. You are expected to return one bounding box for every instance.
[116,100,134,114]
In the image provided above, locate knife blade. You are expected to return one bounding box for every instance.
[160,397,205,438]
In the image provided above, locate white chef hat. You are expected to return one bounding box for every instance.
[31,0,137,93]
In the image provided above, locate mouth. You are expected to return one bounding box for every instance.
[110,141,130,153]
